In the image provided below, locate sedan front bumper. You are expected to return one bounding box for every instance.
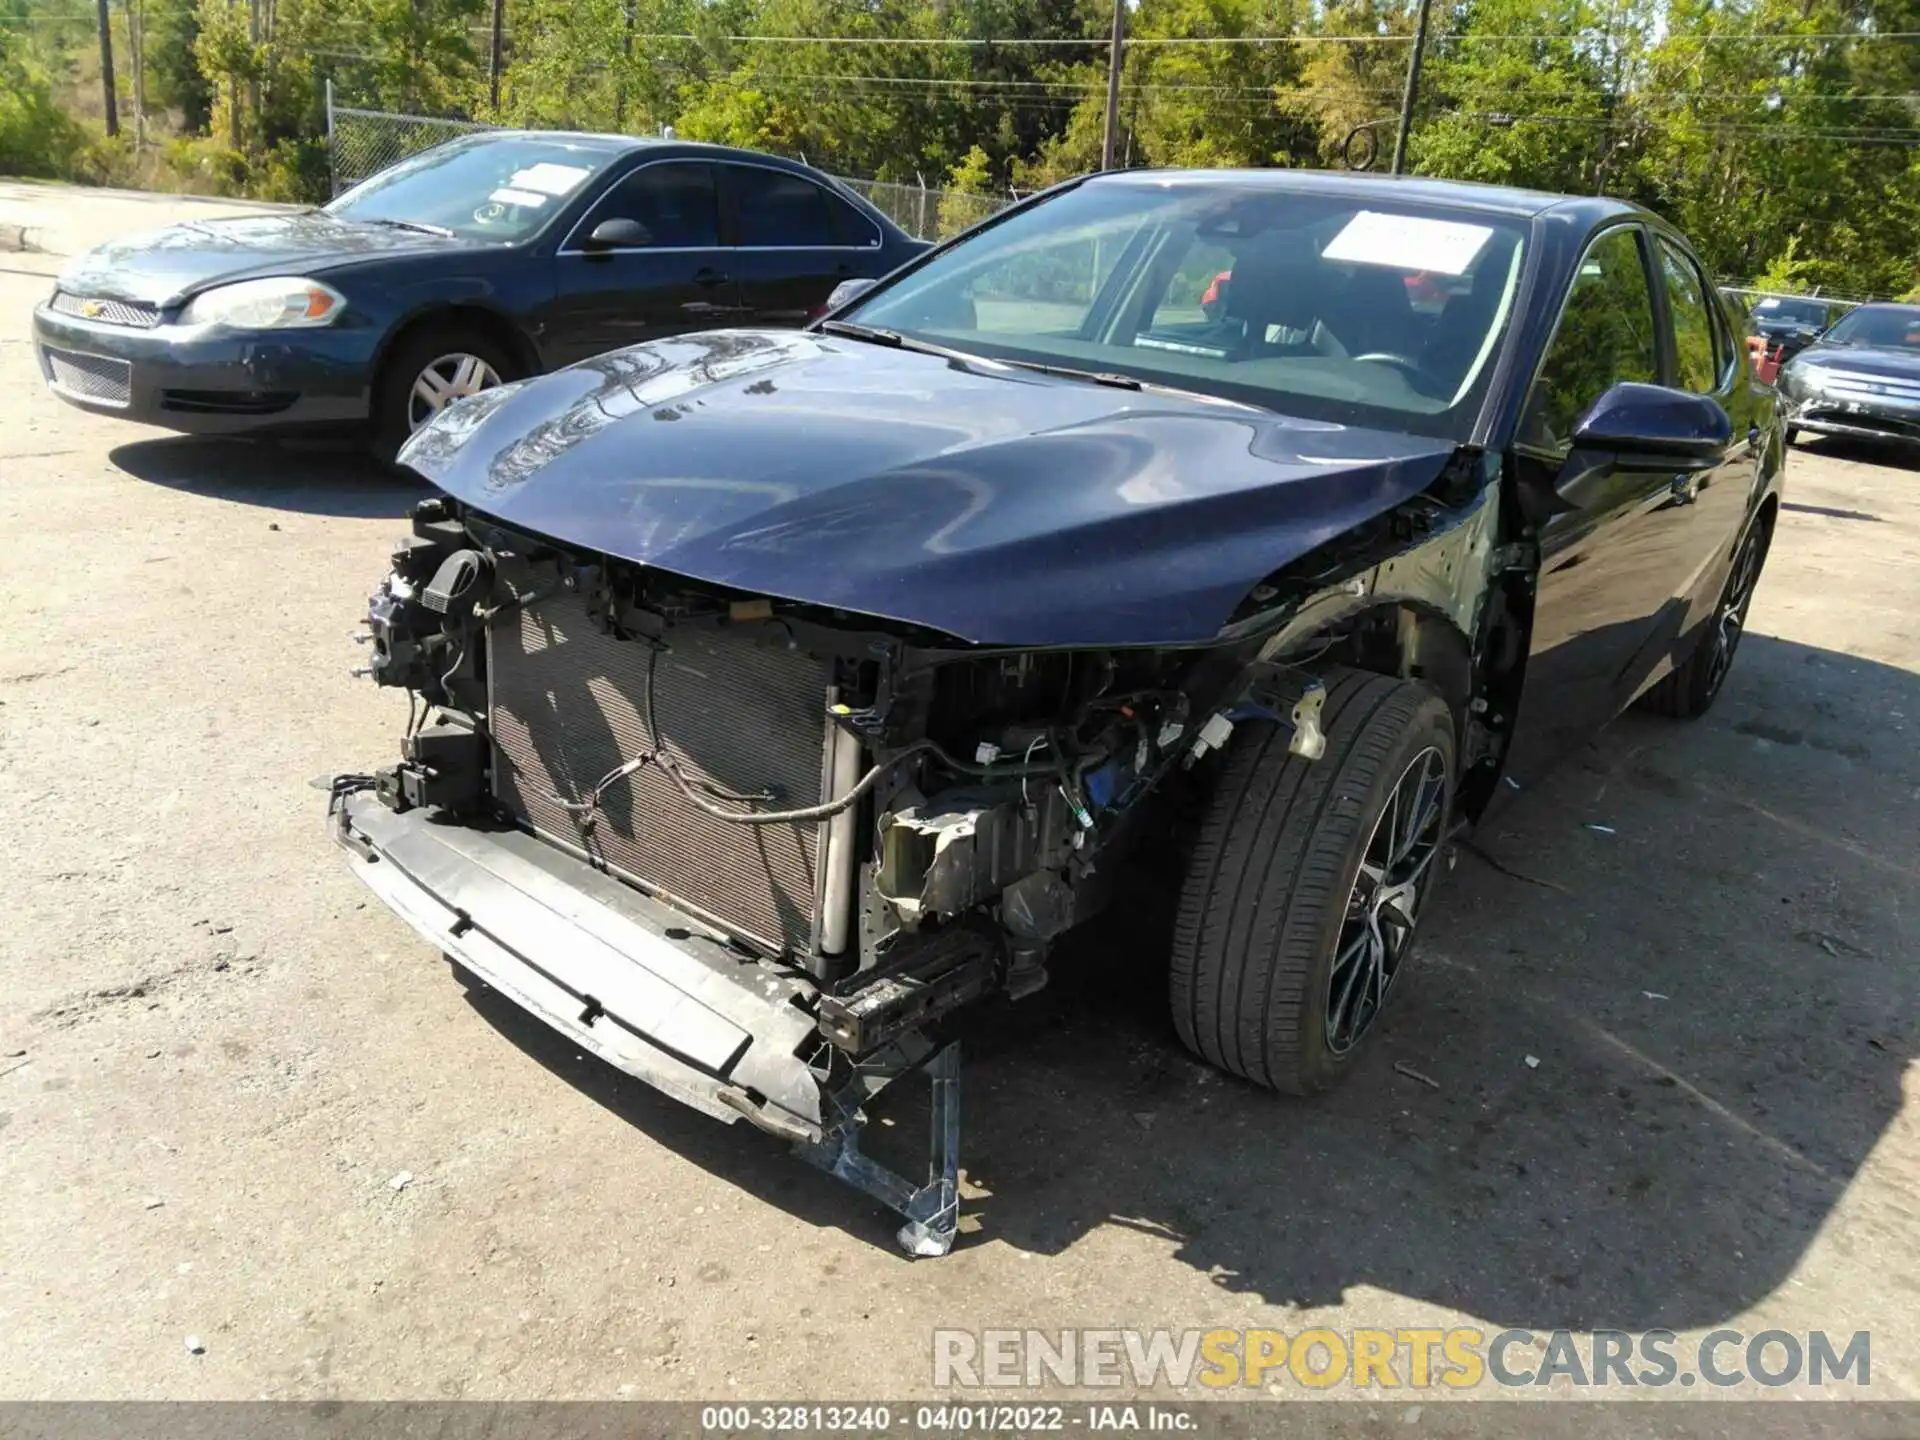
[328,787,830,1141]
[32,303,375,435]
[1786,372,1920,444]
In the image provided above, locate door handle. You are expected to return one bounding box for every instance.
[692,267,729,289]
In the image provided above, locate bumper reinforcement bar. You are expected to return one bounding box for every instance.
[328,782,964,1256]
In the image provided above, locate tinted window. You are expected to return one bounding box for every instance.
[1659,238,1718,393]
[848,182,1529,441]
[824,191,882,247]
[732,168,836,246]
[327,134,614,242]
[1523,227,1659,449]
[590,162,718,247]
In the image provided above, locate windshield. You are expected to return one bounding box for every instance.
[844,179,1529,440]
[1753,297,1829,327]
[1819,305,1920,351]
[326,135,615,242]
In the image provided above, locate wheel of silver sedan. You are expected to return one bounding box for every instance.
[407,351,503,432]
[1327,745,1447,1056]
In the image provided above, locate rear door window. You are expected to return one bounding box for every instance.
[728,167,838,247]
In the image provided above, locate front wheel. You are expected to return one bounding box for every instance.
[1168,669,1456,1095]
[371,325,518,463]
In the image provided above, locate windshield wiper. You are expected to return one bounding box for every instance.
[817,320,995,366]
[1000,357,1266,411]
[817,322,1260,409]
[1000,358,1143,391]
[358,216,455,238]
[817,319,906,347]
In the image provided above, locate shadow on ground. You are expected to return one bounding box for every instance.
[464,629,1919,1334]
[110,435,422,517]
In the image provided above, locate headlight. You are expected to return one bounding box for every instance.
[181,277,344,329]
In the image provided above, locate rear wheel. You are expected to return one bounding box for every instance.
[1641,515,1769,719]
[371,324,518,463]
[1168,669,1456,1095]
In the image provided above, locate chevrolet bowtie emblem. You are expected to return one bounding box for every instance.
[79,299,104,318]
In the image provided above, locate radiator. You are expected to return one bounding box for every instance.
[487,592,831,955]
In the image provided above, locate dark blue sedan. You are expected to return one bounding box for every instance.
[329,169,1783,1254]
[30,132,922,455]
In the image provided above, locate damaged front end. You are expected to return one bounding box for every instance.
[331,463,1509,1253]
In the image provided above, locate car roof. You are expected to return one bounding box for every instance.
[475,131,832,173]
[1089,167,1645,224]
[480,130,658,154]
[1843,301,1920,316]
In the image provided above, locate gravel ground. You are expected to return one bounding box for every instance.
[1,183,1917,1404]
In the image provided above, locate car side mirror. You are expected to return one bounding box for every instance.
[823,277,877,312]
[583,218,652,251]
[1571,381,1732,471]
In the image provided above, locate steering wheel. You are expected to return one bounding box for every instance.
[1351,352,1428,381]
[472,200,507,227]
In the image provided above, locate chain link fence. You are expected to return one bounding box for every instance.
[323,87,1016,239]
[325,87,494,198]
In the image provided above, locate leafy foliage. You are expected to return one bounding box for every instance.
[4,0,1918,292]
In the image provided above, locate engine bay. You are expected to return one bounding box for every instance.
[355,496,1295,1060]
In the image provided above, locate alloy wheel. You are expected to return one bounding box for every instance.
[1326,745,1448,1056]
[1705,525,1764,698]
[406,352,503,432]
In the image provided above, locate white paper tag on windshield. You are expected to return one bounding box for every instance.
[509,162,591,196]
[490,187,548,207]
[1323,210,1493,276]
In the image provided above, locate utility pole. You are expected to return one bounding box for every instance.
[226,0,239,148]
[616,0,634,127]
[124,0,145,148]
[247,0,260,147]
[1100,0,1125,171]
[1390,0,1434,176]
[95,0,119,137]
[488,0,505,111]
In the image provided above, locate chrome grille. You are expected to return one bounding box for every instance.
[42,347,132,407]
[1818,371,1920,405]
[49,290,162,328]
[488,592,830,955]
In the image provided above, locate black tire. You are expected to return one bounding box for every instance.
[370,323,519,463]
[1785,425,1800,446]
[1640,514,1770,719]
[1169,668,1456,1095]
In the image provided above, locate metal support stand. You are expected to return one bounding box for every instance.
[795,1042,962,1257]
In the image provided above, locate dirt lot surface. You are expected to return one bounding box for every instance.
[2,183,1917,1403]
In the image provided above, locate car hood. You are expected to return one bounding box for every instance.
[401,329,1462,647]
[56,211,471,307]
[1790,345,1920,380]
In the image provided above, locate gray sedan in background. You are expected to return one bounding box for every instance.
[1778,302,1920,448]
